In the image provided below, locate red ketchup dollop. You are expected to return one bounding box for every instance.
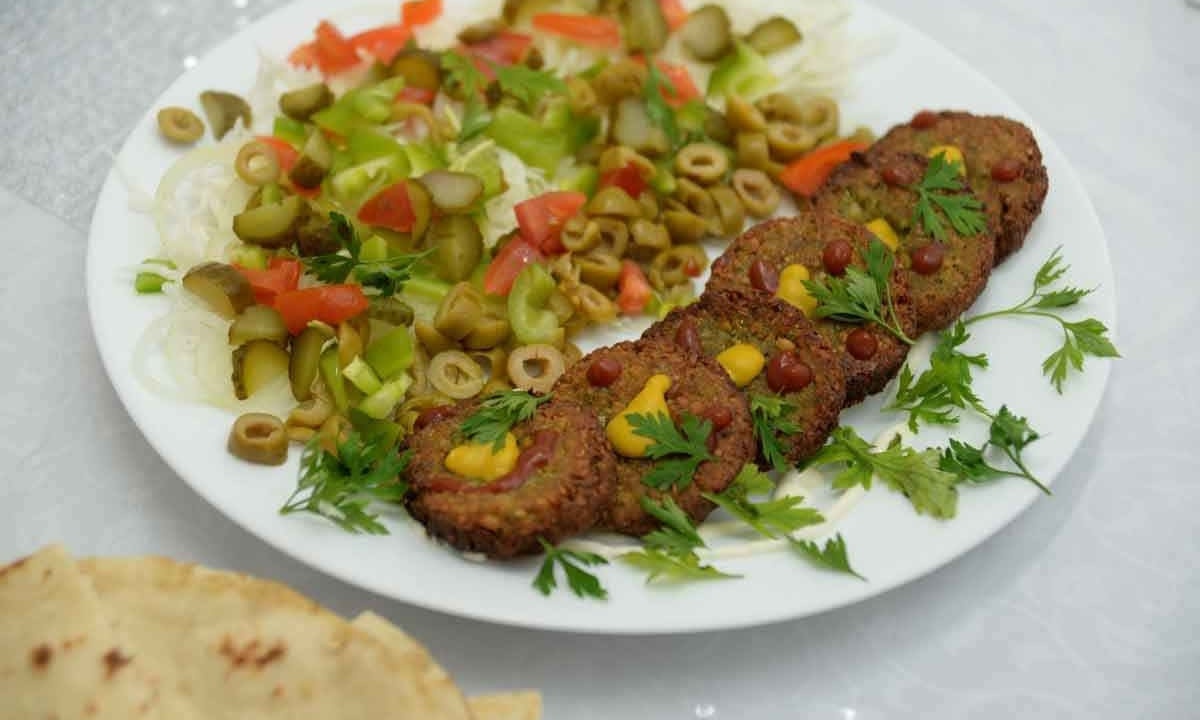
[674,318,704,356]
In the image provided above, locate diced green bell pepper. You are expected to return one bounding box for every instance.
[403,141,446,176]
[358,374,412,420]
[229,244,268,270]
[507,263,562,345]
[313,77,406,136]
[707,41,777,99]
[272,116,308,148]
[402,273,452,304]
[359,235,390,263]
[486,106,570,174]
[453,139,505,199]
[319,346,349,413]
[364,325,415,380]
[343,356,383,395]
[561,164,599,196]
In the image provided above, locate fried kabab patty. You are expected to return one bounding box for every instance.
[552,339,755,537]
[643,287,845,466]
[869,109,1048,264]
[707,215,919,405]
[813,149,995,332]
[405,399,617,559]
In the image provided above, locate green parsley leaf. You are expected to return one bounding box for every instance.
[643,61,680,148]
[937,406,1050,495]
[620,548,739,584]
[627,412,714,490]
[459,390,551,450]
[966,247,1119,392]
[803,238,915,344]
[533,539,609,599]
[805,427,959,519]
[496,64,566,109]
[704,464,824,539]
[303,211,430,296]
[749,394,803,472]
[886,321,989,431]
[279,432,410,534]
[640,496,705,556]
[910,151,987,240]
[789,534,866,580]
[442,51,492,141]
[938,438,1011,483]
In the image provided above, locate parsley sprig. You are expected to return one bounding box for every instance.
[749,395,803,472]
[964,247,1119,392]
[621,497,737,583]
[459,390,551,450]
[940,406,1049,495]
[533,539,609,599]
[887,321,989,431]
[789,535,865,581]
[442,51,492,141]
[910,151,987,240]
[806,427,959,519]
[643,61,681,148]
[304,212,429,297]
[496,64,566,109]
[627,412,714,490]
[279,432,410,534]
[803,237,916,344]
[704,464,824,539]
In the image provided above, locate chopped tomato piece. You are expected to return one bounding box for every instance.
[274,285,371,335]
[483,237,545,296]
[617,261,652,315]
[312,21,361,75]
[463,30,534,67]
[397,86,436,105]
[659,0,689,31]
[348,23,412,64]
[599,164,648,199]
[531,13,621,48]
[235,258,301,305]
[633,57,700,108]
[255,136,320,199]
[778,140,870,197]
[358,182,417,232]
[401,0,443,27]
[683,256,703,278]
[514,191,587,255]
[288,42,319,69]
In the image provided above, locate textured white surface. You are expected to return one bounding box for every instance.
[1,0,1197,716]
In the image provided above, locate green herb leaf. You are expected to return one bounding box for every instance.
[803,238,914,344]
[627,412,714,490]
[643,61,680,147]
[886,321,989,431]
[749,394,803,472]
[910,151,987,240]
[533,539,609,599]
[938,438,1009,483]
[304,212,429,296]
[640,496,705,555]
[442,51,492,141]
[279,432,410,534]
[620,548,739,584]
[936,407,1050,495]
[704,464,824,539]
[496,64,567,108]
[459,390,552,450]
[789,534,865,580]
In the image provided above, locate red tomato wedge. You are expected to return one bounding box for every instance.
[464,30,534,67]
[633,57,700,108]
[397,86,436,105]
[617,261,652,315]
[779,140,870,197]
[312,21,361,75]
[274,285,371,335]
[358,182,417,232]
[483,237,545,296]
[255,136,320,199]
[401,0,443,27]
[532,13,621,48]
[235,258,301,306]
[514,191,587,255]
[659,0,689,31]
[599,164,649,199]
[288,42,319,70]
[348,23,412,64]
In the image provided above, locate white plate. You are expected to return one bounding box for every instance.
[86,0,1115,634]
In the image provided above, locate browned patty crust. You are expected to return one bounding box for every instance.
[643,287,845,466]
[813,150,995,332]
[869,110,1048,264]
[405,399,617,559]
[707,214,918,406]
[552,339,755,537]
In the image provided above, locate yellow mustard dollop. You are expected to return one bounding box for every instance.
[927,144,966,175]
[444,432,519,482]
[716,343,765,388]
[776,264,817,317]
[865,218,900,251]
[606,374,672,458]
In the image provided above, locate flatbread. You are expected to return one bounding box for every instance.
[0,545,163,720]
[77,555,475,720]
[351,613,542,720]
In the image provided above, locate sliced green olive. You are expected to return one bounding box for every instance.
[675,142,730,185]
[674,178,720,231]
[235,140,282,186]
[612,97,670,156]
[337,321,364,369]
[434,283,485,341]
[756,93,805,124]
[157,107,204,144]
[735,131,773,171]
[597,146,656,179]
[547,289,575,325]
[704,107,734,145]
[286,396,333,430]
[726,95,768,133]
[405,179,434,241]
[565,76,598,115]
[709,184,746,235]
[425,215,483,283]
[766,121,818,161]
[457,18,504,44]
[507,344,566,395]
[638,191,659,219]
[199,90,252,140]
[587,186,643,218]
[795,96,839,141]
[182,262,255,319]
[621,0,669,53]
[592,60,647,105]
[228,305,288,346]
[462,313,510,350]
[650,245,707,289]
[744,16,803,56]
[232,340,290,400]
[428,350,486,399]
[233,194,304,248]
[414,320,457,355]
[593,217,630,257]
[289,326,326,401]
[289,130,333,189]
[663,209,710,244]
[420,170,484,214]
[279,83,333,121]
[228,413,288,465]
[576,251,622,290]
[628,219,671,261]
[368,297,415,326]
[732,168,781,218]
[390,48,442,91]
[681,5,733,61]
[561,215,600,253]
[571,284,618,324]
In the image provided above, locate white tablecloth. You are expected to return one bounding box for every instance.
[1,1,1196,716]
